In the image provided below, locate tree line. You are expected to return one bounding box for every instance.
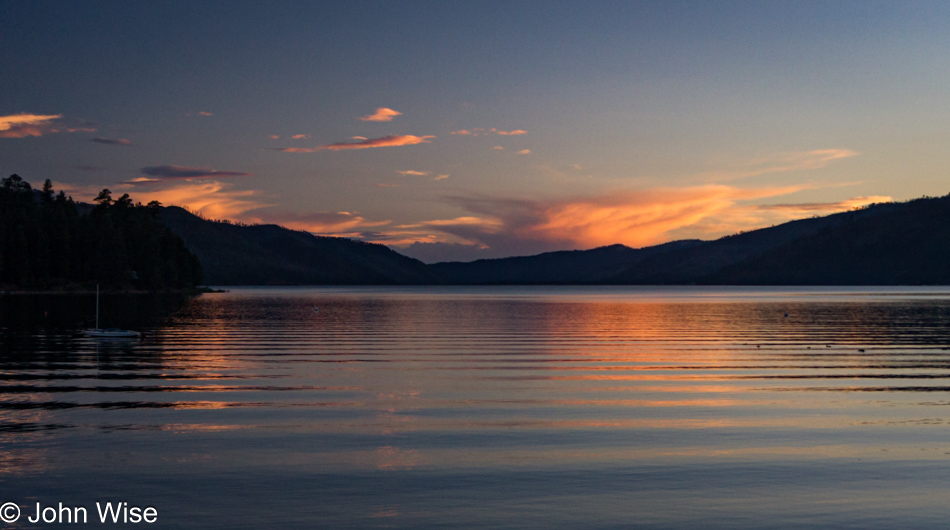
[0,174,203,290]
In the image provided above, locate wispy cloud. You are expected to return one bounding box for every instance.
[517,149,531,155]
[0,113,95,138]
[698,149,859,182]
[434,174,449,181]
[270,134,435,152]
[492,146,504,150]
[198,111,213,116]
[91,137,134,146]
[0,113,61,137]
[357,107,402,122]
[387,184,842,260]
[397,170,429,176]
[291,134,310,139]
[123,165,252,184]
[244,211,391,236]
[450,128,527,137]
[756,196,892,213]
[666,195,892,240]
[129,181,270,219]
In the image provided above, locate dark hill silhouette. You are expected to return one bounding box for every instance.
[155,194,950,286]
[159,207,439,285]
[430,241,702,284]
[604,202,897,284]
[706,195,950,285]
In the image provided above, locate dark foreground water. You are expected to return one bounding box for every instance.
[4,286,950,528]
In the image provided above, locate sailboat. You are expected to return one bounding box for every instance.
[84,285,141,338]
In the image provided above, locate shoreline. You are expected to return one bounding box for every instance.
[0,287,225,295]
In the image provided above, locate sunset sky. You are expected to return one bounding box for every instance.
[2,1,949,262]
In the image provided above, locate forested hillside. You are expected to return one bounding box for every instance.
[0,174,202,290]
[707,195,950,284]
[160,206,439,285]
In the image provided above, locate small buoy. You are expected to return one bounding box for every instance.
[314,307,319,312]
[784,313,789,318]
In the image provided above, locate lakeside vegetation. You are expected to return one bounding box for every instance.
[0,174,202,291]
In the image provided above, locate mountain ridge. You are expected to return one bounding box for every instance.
[154,194,950,286]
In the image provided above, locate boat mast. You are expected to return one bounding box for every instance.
[96,284,99,330]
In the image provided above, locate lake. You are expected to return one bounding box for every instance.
[4,286,950,528]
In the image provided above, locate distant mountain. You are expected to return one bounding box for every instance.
[156,194,950,286]
[430,240,702,284]
[706,195,950,285]
[603,202,896,284]
[159,207,439,285]
[430,196,944,285]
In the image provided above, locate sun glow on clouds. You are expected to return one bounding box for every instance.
[131,181,271,220]
[270,135,435,152]
[390,180,875,259]
[244,211,390,236]
[524,186,807,248]
[358,108,402,122]
[0,114,62,137]
[0,113,95,138]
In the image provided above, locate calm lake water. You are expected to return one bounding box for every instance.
[5,286,950,528]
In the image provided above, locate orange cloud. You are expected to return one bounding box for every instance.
[517,149,531,155]
[397,170,429,176]
[0,113,62,137]
[450,129,472,135]
[434,174,449,181]
[492,146,504,150]
[244,211,390,235]
[128,181,271,219]
[198,111,213,116]
[270,135,435,152]
[523,186,799,248]
[757,195,892,213]
[357,107,402,122]
[291,134,309,139]
[0,113,94,138]
[496,129,527,135]
[52,179,270,219]
[412,184,829,258]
